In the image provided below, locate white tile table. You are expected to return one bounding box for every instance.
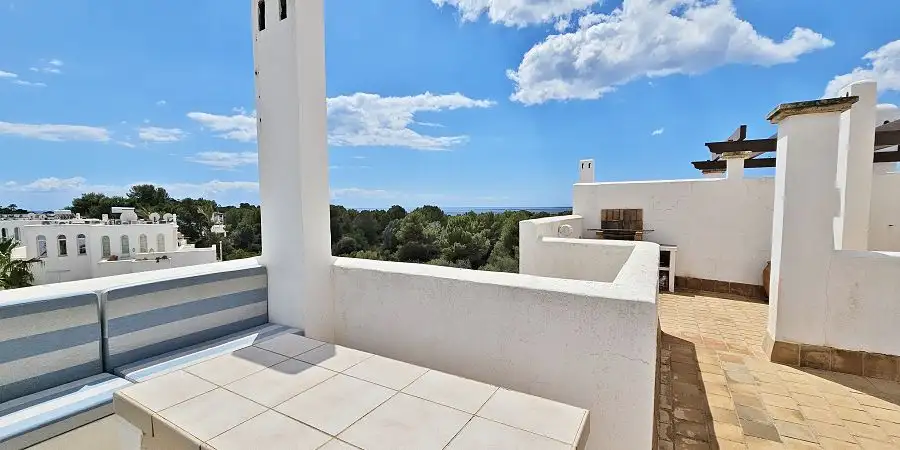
[114,335,589,450]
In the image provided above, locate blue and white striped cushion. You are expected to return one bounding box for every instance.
[101,266,270,370]
[115,323,297,382]
[0,373,131,449]
[0,292,103,403]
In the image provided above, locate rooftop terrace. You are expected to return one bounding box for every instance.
[657,291,900,449]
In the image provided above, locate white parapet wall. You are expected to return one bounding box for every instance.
[823,250,900,355]
[331,242,660,450]
[869,170,900,251]
[574,177,775,285]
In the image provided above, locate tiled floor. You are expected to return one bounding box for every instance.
[657,291,900,449]
[114,336,589,450]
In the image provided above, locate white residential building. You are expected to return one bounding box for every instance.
[0,209,217,285]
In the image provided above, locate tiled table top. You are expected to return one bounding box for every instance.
[114,334,589,450]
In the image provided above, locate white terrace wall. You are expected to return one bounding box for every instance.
[822,250,900,355]
[574,177,775,286]
[869,169,900,251]
[331,248,660,450]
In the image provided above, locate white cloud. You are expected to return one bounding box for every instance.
[0,177,259,200]
[877,104,900,125]
[432,0,599,27]
[12,79,46,87]
[507,0,833,104]
[327,92,495,150]
[117,141,137,149]
[190,92,494,150]
[185,151,258,169]
[651,127,664,136]
[187,111,257,142]
[48,59,63,67]
[156,100,167,106]
[0,70,17,78]
[352,155,367,159]
[0,121,111,142]
[138,126,186,143]
[824,40,900,98]
[331,187,397,199]
[2,177,89,193]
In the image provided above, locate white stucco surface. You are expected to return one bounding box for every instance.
[573,177,775,285]
[331,246,659,450]
[253,0,333,338]
[869,170,900,251]
[823,250,900,355]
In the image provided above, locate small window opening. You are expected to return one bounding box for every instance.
[279,0,287,20]
[258,1,266,31]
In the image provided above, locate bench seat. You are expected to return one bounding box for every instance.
[114,323,297,382]
[0,373,131,450]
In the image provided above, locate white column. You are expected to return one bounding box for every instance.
[766,97,858,346]
[834,81,876,251]
[578,159,595,183]
[723,152,749,180]
[252,0,334,340]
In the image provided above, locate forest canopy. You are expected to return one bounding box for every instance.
[60,184,569,272]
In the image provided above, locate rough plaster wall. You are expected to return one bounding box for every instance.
[574,178,775,285]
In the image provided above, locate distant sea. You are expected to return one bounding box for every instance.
[440,207,572,216]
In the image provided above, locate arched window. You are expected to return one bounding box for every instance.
[36,235,47,258]
[13,227,19,241]
[57,234,68,257]
[1,228,6,239]
[77,234,87,255]
[139,234,148,253]
[157,233,166,252]
[121,235,130,256]
[101,236,111,258]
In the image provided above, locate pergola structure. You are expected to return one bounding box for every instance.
[692,119,900,172]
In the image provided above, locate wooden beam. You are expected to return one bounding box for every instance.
[874,150,900,163]
[875,130,900,147]
[727,125,747,142]
[706,138,777,154]
[691,158,776,171]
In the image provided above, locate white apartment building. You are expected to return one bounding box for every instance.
[0,209,217,285]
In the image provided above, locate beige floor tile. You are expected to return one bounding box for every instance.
[185,347,287,386]
[718,439,748,449]
[225,358,337,407]
[867,406,900,424]
[253,333,325,358]
[834,406,874,425]
[800,405,842,425]
[806,420,855,443]
[853,436,896,450]
[446,417,571,450]
[318,439,361,450]
[25,416,141,450]
[842,420,890,442]
[712,421,745,442]
[295,344,373,372]
[207,410,331,450]
[874,419,900,437]
[339,393,472,450]
[817,437,861,449]
[744,436,785,449]
[783,437,822,449]
[158,388,266,441]
[344,356,429,390]
[767,405,805,424]
[403,370,498,414]
[711,406,740,425]
[774,420,817,443]
[476,388,587,444]
[793,393,832,410]
[118,370,216,412]
[762,393,801,410]
[275,373,395,435]
[823,394,863,411]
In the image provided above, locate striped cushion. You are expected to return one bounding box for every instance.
[101,266,269,371]
[0,373,131,449]
[115,323,297,382]
[0,292,103,403]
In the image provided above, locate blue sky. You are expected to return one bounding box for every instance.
[1,0,899,210]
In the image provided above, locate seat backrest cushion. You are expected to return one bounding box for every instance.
[0,292,103,402]
[102,266,268,370]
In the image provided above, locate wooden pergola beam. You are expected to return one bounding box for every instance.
[693,150,900,171]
